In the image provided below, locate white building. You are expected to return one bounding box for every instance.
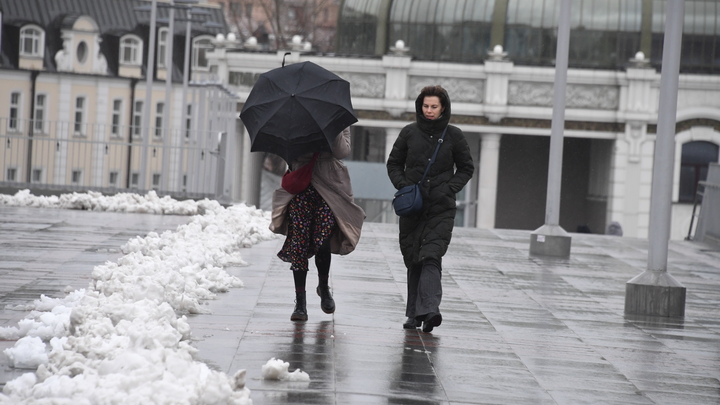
[210,0,720,240]
[0,0,245,202]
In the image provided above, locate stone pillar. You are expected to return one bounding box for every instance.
[608,122,654,239]
[382,54,411,117]
[608,55,658,238]
[476,133,501,229]
[483,57,512,123]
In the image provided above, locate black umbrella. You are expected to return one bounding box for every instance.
[240,59,358,163]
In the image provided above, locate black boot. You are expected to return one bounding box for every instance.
[422,312,442,333]
[291,292,308,321]
[403,317,421,329]
[316,285,335,314]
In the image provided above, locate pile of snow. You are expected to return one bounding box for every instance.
[0,194,282,404]
[261,358,310,382]
[0,189,219,215]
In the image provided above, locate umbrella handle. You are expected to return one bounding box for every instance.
[282,52,291,67]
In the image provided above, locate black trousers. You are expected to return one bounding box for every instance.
[405,258,442,319]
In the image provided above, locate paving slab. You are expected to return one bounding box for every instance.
[1,205,720,404]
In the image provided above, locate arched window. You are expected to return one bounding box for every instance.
[20,25,44,57]
[120,35,143,65]
[679,141,720,202]
[192,37,213,70]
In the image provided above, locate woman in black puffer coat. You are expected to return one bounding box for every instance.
[387,85,474,333]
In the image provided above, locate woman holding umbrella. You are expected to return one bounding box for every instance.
[241,60,365,321]
[387,85,474,333]
[270,127,365,321]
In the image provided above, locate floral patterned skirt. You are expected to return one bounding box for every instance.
[277,185,336,271]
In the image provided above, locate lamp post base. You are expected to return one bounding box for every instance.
[625,271,686,317]
[529,224,572,258]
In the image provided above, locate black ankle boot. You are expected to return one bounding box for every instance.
[291,291,308,321]
[403,317,421,329]
[316,285,335,314]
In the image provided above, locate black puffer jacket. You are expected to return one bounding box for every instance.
[387,93,475,268]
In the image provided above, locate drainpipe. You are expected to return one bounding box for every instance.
[25,70,39,183]
[126,78,139,188]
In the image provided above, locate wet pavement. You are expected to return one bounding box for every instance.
[1,206,720,404]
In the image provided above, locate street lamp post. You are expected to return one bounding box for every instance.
[177,7,213,192]
[624,0,687,317]
[138,0,158,191]
[148,0,208,193]
[528,0,573,257]
[160,5,175,192]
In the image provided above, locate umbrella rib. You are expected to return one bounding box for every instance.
[294,79,347,96]
[293,95,354,113]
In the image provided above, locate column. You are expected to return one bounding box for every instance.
[608,52,658,238]
[382,54,411,117]
[476,133,501,229]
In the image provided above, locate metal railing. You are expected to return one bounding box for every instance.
[0,117,227,199]
[692,164,720,246]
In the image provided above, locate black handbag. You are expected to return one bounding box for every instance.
[392,127,448,217]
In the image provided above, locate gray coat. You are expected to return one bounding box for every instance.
[387,95,474,268]
[270,128,365,255]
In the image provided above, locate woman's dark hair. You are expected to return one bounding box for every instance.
[419,85,449,110]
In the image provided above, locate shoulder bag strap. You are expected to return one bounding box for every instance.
[417,126,448,185]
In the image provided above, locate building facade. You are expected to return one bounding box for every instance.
[0,0,249,202]
[212,0,720,239]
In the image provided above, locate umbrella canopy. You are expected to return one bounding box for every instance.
[240,61,358,163]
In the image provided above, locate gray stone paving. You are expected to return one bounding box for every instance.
[1,205,720,404]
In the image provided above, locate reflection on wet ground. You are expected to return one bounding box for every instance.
[190,223,720,404]
[1,207,719,404]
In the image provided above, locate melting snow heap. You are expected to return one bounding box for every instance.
[0,190,280,404]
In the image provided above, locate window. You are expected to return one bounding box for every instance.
[349,126,386,162]
[192,37,213,69]
[71,170,83,184]
[74,97,86,134]
[111,99,123,137]
[109,171,119,187]
[20,26,44,57]
[120,36,142,65]
[77,41,88,64]
[155,102,164,137]
[131,172,139,187]
[6,168,17,182]
[8,92,21,131]
[31,168,43,183]
[152,173,161,188]
[34,94,46,133]
[679,141,720,202]
[158,28,168,68]
[133,100,143,137]
[185,104,192,138]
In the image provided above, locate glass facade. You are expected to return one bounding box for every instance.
[336,0,720,73]
[389,0,493,63]
[336,0,387,55]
